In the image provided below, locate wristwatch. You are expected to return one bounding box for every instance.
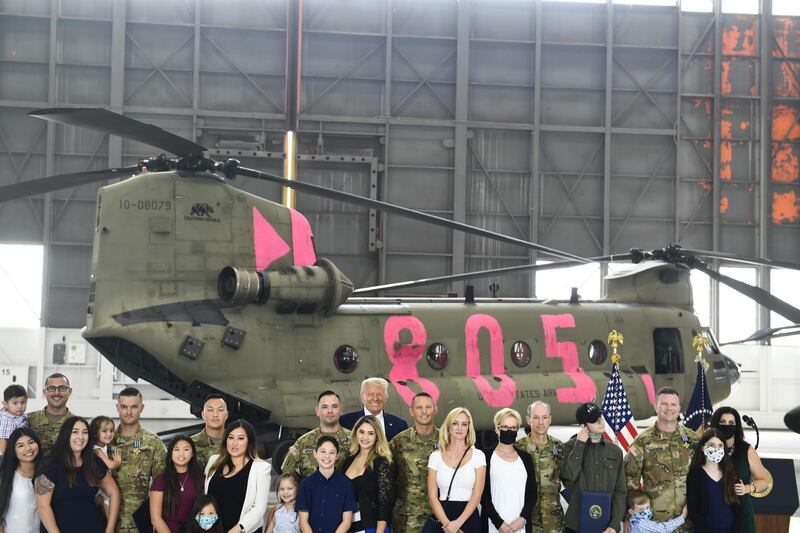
[239,525,245,532]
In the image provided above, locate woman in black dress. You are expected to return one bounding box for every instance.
[341,415,393,533]
[204,420,270,533]
[34,416,120,533]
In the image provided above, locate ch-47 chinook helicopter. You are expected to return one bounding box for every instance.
[2,108,800,462]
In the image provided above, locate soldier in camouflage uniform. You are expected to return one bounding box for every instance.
[191,394,228,469]
[113,387,167,533]
[624,387,698,533]
[281,390,351,478]
[28,373,75,455]
[515,400,565,533]
[390,392,439,533]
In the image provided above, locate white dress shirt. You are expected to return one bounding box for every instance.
[363,407,386,433]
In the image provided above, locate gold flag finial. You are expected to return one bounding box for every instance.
[608,330,624,365]
[692,333,710,371]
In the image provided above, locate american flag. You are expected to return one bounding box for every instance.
[600,362,639,451]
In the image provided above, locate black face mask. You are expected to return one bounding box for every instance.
[716,424,737,440]
[498,429,517,445]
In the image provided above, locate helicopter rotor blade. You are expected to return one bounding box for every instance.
[29,107,207,157]
[720,324,800,345]
[231,165,591,264]
[693,262,800,324]
[679,248,800,271]
[0,166,139,204]
[354,253,634,294]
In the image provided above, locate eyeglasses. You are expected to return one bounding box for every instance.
[499,426,519,432]
[46,385,69,392]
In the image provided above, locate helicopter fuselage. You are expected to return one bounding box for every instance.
[82,170,739,430]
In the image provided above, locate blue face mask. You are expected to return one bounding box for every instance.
[195,514,219,531]
[632,508,653,521]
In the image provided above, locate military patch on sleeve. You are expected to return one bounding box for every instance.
[628,445,640,457]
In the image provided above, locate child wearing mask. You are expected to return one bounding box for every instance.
[626,490,687,533]
[184,495,224,533]
[686,428,742,532]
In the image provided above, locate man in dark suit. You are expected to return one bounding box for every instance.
[340,377,408,441]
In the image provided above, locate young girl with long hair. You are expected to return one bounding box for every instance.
[34,416,120,533]
[183,495,225,533]
[150,435,205,533]
[89,416,122,471]
[89,415,121,523]
[266,472,301,533]
[686,428,742,532]
[0,427,42,533]
[342,415,393,533]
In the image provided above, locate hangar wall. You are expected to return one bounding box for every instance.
[0,0,798,332]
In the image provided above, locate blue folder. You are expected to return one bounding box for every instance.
[579,491,612,533]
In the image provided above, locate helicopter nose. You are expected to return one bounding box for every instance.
[723,355,740,385]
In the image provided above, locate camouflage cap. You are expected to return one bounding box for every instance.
[576,402,601,424]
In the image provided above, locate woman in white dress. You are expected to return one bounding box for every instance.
[0,427,42,533]
[481,408,538,533]
[426,407,485,533]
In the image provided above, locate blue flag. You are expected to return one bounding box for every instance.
[683,361,713,431]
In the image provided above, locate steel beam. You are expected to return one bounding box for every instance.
[192,0,201,141]
[675,2,682,243]
[109,0,125,167]
[41,0,59,327]
[711,0,722,336]
[451,0,469,294]
[603,0,613,257]
[378,0,393,291]
[757,0,772,335]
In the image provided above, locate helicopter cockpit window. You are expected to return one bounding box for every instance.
[588,340,607,365]
[334,345,358,374]
[510,341,532,367]
[427,343,449,370]
[653,328,684,374]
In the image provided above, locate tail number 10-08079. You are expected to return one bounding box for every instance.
[119,199,172,210]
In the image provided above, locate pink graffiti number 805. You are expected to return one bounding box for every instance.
[464,314,517,408]
[541,314,596,403]
[384,316,440,405]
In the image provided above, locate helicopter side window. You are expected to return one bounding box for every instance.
[334,345,359,374]
[510,341,532,367]
[587,340,607,365]
[653,328,684,374]
[427,343,449,370]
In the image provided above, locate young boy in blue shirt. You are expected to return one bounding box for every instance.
[627,490,687,533]
[297,435,357,533]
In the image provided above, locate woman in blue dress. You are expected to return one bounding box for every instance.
[34,416,120,533]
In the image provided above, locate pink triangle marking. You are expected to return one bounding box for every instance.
[252,207,290,270]
[289,208,317,266]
